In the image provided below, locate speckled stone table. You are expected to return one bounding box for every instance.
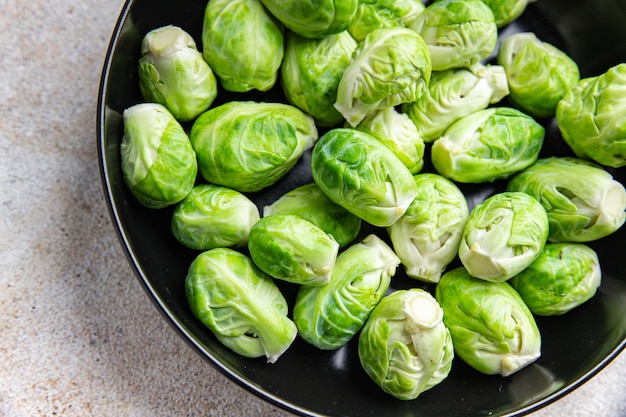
[0,1,624,416]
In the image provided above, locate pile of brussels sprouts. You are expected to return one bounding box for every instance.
[119,0,626,401]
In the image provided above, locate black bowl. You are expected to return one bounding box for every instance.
[97,1,626,416]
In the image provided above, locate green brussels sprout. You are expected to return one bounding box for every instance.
[171,184,260,250]
[509,243,602,316]
[348,0,425,42]
[556,63,626,168]
[431,107,545,183]
[260,0,358,39]
[388,173,469,283]
[498,32,580,118]
[311,128,418,227]
[281,30,358,127]
[354,107,425,174]
[409,0,498,71]
[138,25,218,122]
[263,183,362,247]
[435,267,542,376]
[459,191,549,282]
[120,103,197,209]
[358,288,454,400]
[334,27,432,127]
[293,234,399,350]
[480,0,534,27]
[248,214,340,286]
[185,248,297,363]
[202,0,284,92]
[507,157,626,242]
[190,101,318,193]
[402,63,510,143]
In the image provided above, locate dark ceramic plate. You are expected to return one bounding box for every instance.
[97,1,626,416]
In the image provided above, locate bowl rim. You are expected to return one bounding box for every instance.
[95,2,319,415]
[95,1,626,416]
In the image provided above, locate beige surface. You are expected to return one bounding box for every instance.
[0,0,624,416]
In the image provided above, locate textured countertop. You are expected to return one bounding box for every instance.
[1,1,624,416]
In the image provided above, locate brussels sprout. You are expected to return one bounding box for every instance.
[509,243,602,316]
[138,25,217,122]
[459,191,549,282]
[354,107,425,174]
[248,214,339,286]
[190,101,318,193]
[409,0,498,71]
[263,183,361,247]
[498,32,580,118]
[260,0,358,39]
[388,173,469,283]
[311,128,418,227]
[556,63,626,168]
[480,0,535,27]
[402,63,509,143]
[185,248,297,363]
[435,267,541,376]
[348,0,425,42]
[281,30,358,127]
[358,288,454,400]
[171,184,260,250]
[202,0,284,92]
[507,157,626,242]
[293,234,399,350]
[431,107,545,183]
[334,27,432,127]
[120,103,197,209]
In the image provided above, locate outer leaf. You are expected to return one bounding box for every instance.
[431,107,545,183]
[410,0,498,71]
[498,32,580,118]
[293,234,399,350]
[248,214,339,286]
[509,243,601,316]
[334,27,431,127]
[458,191,549,282]
[138,25,217,122]
[311,128,417,227]
[388,173,469,283]
[263,183,362,247]
[348,0,425,42]
[260,0,358,38]
[171,184,260,250]
[354,106,425,174]
[402,63,509,142]
[120,103,197,209]
[185,248,297,363]
[507,157,626,242]
[435,267,541,376]
[202,0,284,92]
[358,288,454,400]
[556,63,626,168]
[190,101,317,192]
[281,31,357,127]
[480,0,533,27]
